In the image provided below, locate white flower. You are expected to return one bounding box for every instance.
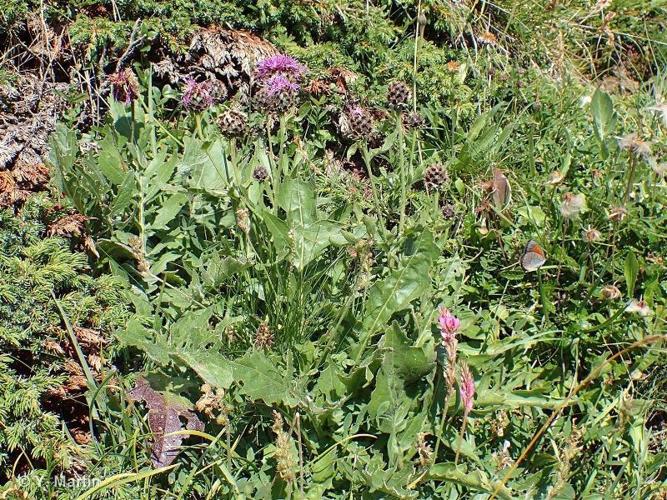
[625,299,652,317]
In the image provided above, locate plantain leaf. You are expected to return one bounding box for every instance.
[591,88,616,143]
[624,250,639,298]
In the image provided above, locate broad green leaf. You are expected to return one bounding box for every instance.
[624,250,639,297]
[277,179,316,224]
[201,255,249,289]
[591,88,616,142]
[261,210,291,259]
[362,230,438,335]
[292,220,345,270]
[98,135,127,185]
[314,363,346,401]
[183,138,230,193]
[428,463,512,499]
[151,193,188,230]
[231,351,297,406]
[109,172,136,217]
[116,319,170,365]
[381,323,435,382]
[150,252,179,275]
[177,351,233,389]
[311,447,337,484]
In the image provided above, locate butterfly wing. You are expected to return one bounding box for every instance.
[521,240,547,271]
[492,169,511,209]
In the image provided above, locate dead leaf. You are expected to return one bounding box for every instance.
[129,378,204,467]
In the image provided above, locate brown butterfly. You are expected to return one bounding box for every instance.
[492,168,511,210]
[521,240,547,272]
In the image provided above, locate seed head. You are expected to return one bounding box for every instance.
[271,411,297,482]
[583,227,602,243]
[218,109,248,136]
[236,208,250,235]
[253,165,269,182]
[559,192,587,219]
[459,362,475,415]
[402,111,425,130]
[108,68,139,105]
[601,284,622,300]
[345,105,374,139]
[618,133,652,160]
[441,203,455,219]
[608,205,628,222]
[387,81,411,110]
[423,164,448,193]
[255,322,274,349]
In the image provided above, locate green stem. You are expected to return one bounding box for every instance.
[195,113,205,140]
[432,389,451,461]
[398,115,407,233]
[361,145,381,217]
[623,154,636,205]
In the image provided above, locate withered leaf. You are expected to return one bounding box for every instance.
[129,378,204,467]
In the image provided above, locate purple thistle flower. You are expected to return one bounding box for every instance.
[181,78,216,112]
[265,74,300,97]
[459,363,475,415]
[256,54,306,81]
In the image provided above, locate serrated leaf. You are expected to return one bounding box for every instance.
[231,351,297,405]
[177,351,233,389]
[427,463,512,499]
[117,319,170,364]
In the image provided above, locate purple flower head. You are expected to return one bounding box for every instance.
[181,78,216,112]
[349,105,365,118]
[438,308,460,342]
[109,68,139,105]
[256,54,306,81]
[459,363,475,415]
[265,74,300,97]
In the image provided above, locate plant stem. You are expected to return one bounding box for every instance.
[195,112,205,140]
[361,145,381,217]
[623,154,636,205]
[454,413,468,465]
[398,115,407,233]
